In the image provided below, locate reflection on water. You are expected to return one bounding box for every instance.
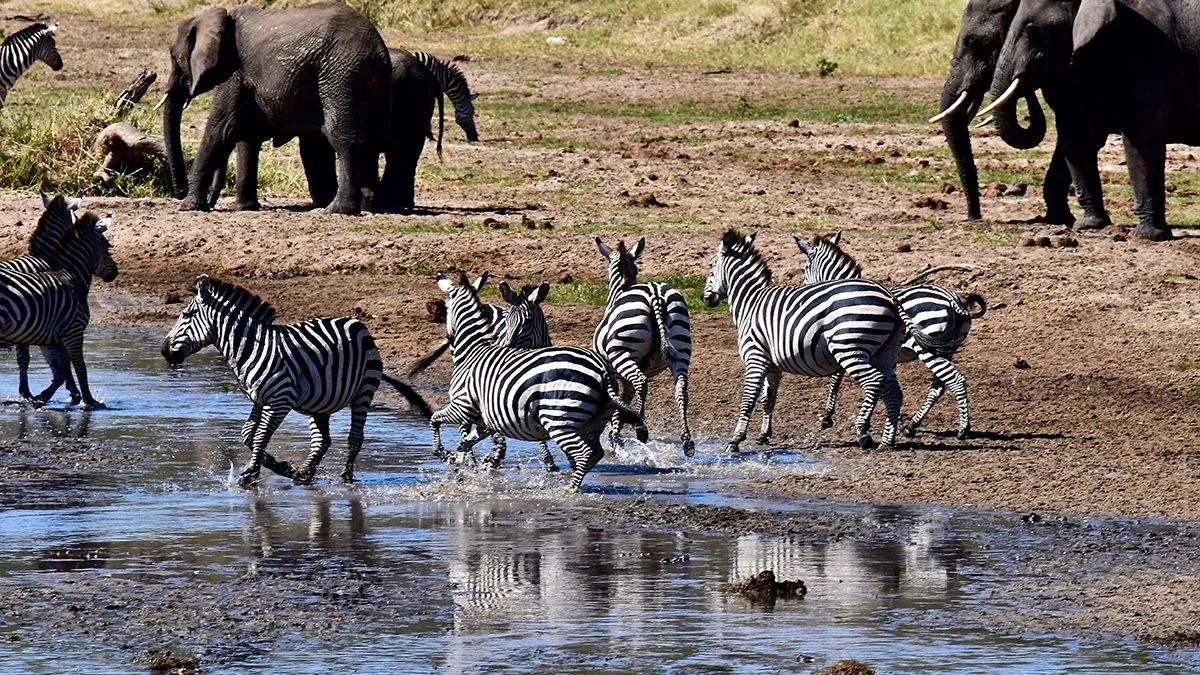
[0,326,1195,672]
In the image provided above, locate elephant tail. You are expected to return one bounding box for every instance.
[436,90,445,163]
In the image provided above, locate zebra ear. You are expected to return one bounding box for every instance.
[436,273,454,293]
[631,237,646,259]
[795,236,811,255]
[744,232,756,248]
[40,193,50,208]
[195,274,212,297]
[831,230,842,245]
[472,271,489,292]
[531,282,550,305]
[498,282,519,305]
[469,93,479,101]
[595,237,612,260]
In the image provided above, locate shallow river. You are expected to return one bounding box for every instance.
[0,327,1195,673]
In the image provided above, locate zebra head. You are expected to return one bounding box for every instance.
[52,211,117,283]
[497,282,551,349]
[456,92,479,142]
[795,231,861,285]
[703,229,764,308]
[162,275,219,365]
[595,236,645,289]
[34,24,62,71]
[436,271,494,356]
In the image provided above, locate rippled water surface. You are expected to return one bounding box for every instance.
[0,327,1195,673]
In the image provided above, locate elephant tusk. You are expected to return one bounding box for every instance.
[153,94,169,111]
[929,90,969,124]
[976,78,1021,119]
[973,115,994,129]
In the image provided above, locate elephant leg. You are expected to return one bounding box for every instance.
[1060,125,1111,231]
[380,132,424,213]
[325,131,365,216]
[233,140,261,211]
[299,133,338,209]
[1123,128,1172,241]
[184,122,237,212]
[1042,142,1074,225]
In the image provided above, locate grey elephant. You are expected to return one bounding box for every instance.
[982,0,1200,240]
[162,3,391,216]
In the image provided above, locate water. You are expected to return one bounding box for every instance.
[0,327,1195,672]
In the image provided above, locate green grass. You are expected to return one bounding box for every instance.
[1169,363,1200,373]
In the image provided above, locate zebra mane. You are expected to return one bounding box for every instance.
[29,194,74,259]
[203,277,277,325]
[810,234,862,277]
[613,241,638,285]
[410,51,472,100]
[2,23,54,49]
[720,228,772,284]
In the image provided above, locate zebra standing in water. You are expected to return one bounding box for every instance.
[702,230,957,454]
[430,272,646,490]
[0,23,62,109]
[593,237,694,456]
[795,232,986,439]
[0,201,117,409]
[161,276,432,487]
[410,51,479,160]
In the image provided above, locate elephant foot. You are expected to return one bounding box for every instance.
[179,195,208,212]
[1133,223,1173,241]
[819,415,834,430]
[324,196,361,216]
[682,439,695,458]
[234,200,261,212]
[1076,213,1112,230]
[857,433,877,450]
[1042,207,1075,226]
[755,433,771,445]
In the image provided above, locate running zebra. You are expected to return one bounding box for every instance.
[702,230,957,454]
[0,200,117,410]
[593,237,694,456]
[410,50,479,159]
[796,232,986,439]
[430,272,646,489]
[161,276,432,487]
[0,23,62,109]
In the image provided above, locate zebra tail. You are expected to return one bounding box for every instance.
[894,300,960,357]
[381,373,433,419]
[407,338,451,377]
[649,295,679,362]
[435,91,445,162]
[602,369,645,429]
[963,293,987,319]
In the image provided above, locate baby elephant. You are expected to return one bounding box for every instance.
[162,275,431,486]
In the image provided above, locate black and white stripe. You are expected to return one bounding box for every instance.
[410,50,479,150]
[702,230,955,453]
[796,232,986,439]
[161,276,431,486]
[0,197,117,410]
[0,23,62,108]
[430,272,646,489]
[593,237,694,456]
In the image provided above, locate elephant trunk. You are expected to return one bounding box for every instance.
[939,77,983,221]
[163,88,189,200]
[988,57,1046,150]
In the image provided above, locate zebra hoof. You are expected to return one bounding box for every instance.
[901,424,916,438]
[723,442,741,457]
[483,454,502,470]
[80,400,106,411]
[635,426,649,443]
[819,416,834,430]
[857,434,877,449]
[543,463,559,473]
[68,395,82,406]
[238,471,261,488]
[755,433,771,445]
[682,440,695,458]
[956,426,971,440]
[339,469,356,484]
[273,461,296,480]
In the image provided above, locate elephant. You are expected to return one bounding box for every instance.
[934,0,1107,227]
[162,3,391,216]
[983,0,1200,240]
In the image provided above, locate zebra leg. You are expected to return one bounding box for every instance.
[836,355,884,449]
[293,414,332,485]
[16,345,33,402]
[674,368,695,458]
[539,441,558,472]
[911,351,971,439]
[341,403,371,483]
[233,140,261,211]
[820,372,844,430]
[548,427,604,490]
[45,346,81,406]
[756,368,782,445]
[431,403,475,461]
[63,337,104,410]
[484,433,508,470]
[903,378,945,438]
[878,374,904,450]
[240,401,294,476]
[242,404,290,487]
[608,360,646,449]
[727,359,768,456]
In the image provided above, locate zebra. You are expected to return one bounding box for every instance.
[0,200,117,410]
[0,194,112,406]
[161,275,432,487]
[593,237,694,456]
[407,275,557,471]
[701,230,958,454]
[795,232,987,439]
[0,23,62,109]
[429,271,647,490]
[410,51,479,160]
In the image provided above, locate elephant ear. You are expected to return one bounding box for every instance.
[187,7,230,97]
[1075,0,1174,52]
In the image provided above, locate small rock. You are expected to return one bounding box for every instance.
[1022,237,1037,247]
[426,300,446,324]
[521,214,538,229]
[626,193,669,208]
[897,243,912,253]
[787,119,800,128]
[986,182,1008,197]
[545,36,569,46]
[940,183,957,194]
[1112,233,1127,242]
[1008,183,1029,197]
[559,274,573,285]
[1036,236,1052,247]
[1015,359,1030,369]
[909,196,949,210]
[1055,236,1078,248]
[164,292,182,304]
[819,661,876,675]
[483,217,507,229]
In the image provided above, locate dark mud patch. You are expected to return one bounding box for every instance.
[591,498,876,540]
